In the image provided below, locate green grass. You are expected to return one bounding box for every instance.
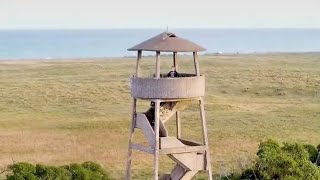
[0,53,319,179]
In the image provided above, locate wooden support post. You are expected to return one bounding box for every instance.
[176,111,181,139]
[135,51,142,77]
[126,98,137,180]
[193,52,200,76]
[173,52,178,71]
[153,100,160,180]
[156,51,161,78]
[199,97,213,180]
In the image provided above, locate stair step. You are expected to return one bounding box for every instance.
[169,153,206,171]
[160,137,206,171]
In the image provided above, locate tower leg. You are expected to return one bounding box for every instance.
[176,111,181,139]
[126,98,137,180]
[154,100,160,180]
[199,97,213,180]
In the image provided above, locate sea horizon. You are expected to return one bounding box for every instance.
[1,28,320,60]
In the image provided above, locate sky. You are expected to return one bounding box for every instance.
[0,0,320,29]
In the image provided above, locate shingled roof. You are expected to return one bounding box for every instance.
[128,32,206,52]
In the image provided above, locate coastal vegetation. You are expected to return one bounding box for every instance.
[0,53,319,179]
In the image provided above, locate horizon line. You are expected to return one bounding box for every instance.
[1,27,320,31]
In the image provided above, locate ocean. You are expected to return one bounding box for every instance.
[0,29,320,59]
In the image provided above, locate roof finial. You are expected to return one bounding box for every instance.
[166,25,169,32]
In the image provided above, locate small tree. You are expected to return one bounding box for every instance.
[241,139,320,180]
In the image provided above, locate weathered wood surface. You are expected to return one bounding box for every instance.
[160,137,185,149]
[193,52,200,76]
[154,100,160,180]
[156,51,161,78]
[176,111,181,139]
[135,51,142,77]
[160,145,206,155]
[179,139,202,146]
[173,52,178,71]
[135,113,156,148]
[199,97,213,179]
[125,98,137,180]
[131,76,205,99]
[168,153,205,171]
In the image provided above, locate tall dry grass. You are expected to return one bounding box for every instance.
[0,53,319,179]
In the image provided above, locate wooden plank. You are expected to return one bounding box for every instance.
[199,97,213,180]
[179,139,202,146]
[135,51,142,77]
[160,137,185,149]
[125,98,137,180]
[135,113,156,148]
[193,52,200,76]
[159,119,168,137]
[154,100,160,180]
[156,51,161,78]
[131,143,154,154]
[160,145,206,155]
[169,153,205,171]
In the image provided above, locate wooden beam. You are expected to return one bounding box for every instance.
[193,52,200,76]
[156,51,161,78]
[176,111,181,139]
[153,100,160,180]
[179,139,202,146]
[159,146,207,155]
[199,97,213,180]
[135,51,142,77]
[126,98,137,180]
[173,52,178,71]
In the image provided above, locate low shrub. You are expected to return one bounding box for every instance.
[6,161,112,180]
[6,162,37,180]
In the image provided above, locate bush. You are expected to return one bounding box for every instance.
[241,139,320,180]
[36,164,70,180]
[6,161,112,180]
[303,144,319,163]
[6,162,38,180]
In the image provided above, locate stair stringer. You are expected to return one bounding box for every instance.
[135,113,169,148]
[135,113,156,148]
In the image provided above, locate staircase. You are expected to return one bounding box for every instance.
[133,101,208,180]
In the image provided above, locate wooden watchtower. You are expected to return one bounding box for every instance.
[126,32,212,180]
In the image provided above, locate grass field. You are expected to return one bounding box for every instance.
[0,53,319,179]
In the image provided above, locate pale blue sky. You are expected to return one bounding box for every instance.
[1,0,320,29]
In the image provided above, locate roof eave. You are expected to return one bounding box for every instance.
[127,48,207,52]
